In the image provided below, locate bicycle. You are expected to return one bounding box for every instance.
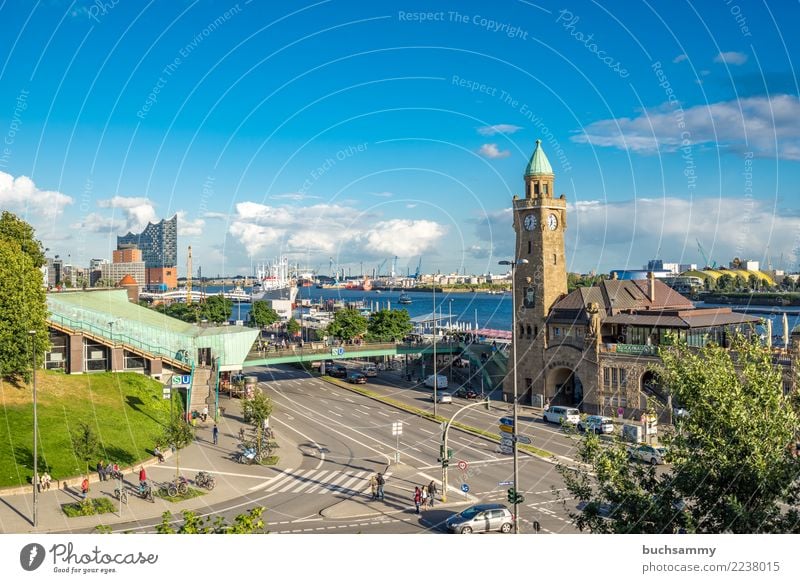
[195,471,216,490]
[161,476,189,497]
[114,486,128,504]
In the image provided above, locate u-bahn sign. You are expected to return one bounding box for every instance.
[171,375,191,387]
[330,347,345,357]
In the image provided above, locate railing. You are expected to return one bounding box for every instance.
[48,313,194,367]
[246,340,462,361]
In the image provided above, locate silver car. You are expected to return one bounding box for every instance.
[445,504,515,534]
[578,415,614,434]
[432,392,453,404]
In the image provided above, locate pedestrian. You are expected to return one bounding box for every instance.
[376,472,385,500]
[105,461,113,479]
[80,477,89,499]
[97,460,105,481]
[153,445,165,463]
[369,474,378,499]
[202,405,209,422]
[138,466,147,489]
[112,462,121,480]
[39,471,52,491]
[413,486,421,514]
[428,480,437,507]
[212,424,219,445]
[421,485,429,510]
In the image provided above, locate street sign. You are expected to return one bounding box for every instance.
[514,435,532,445]
[499,424,514,434]
[337,347,345,356]
[392,422,403,436]
[457,460,468,471]
[500,437,514,447]
[498,480,514,486]
[499,445,513,455]
[162,387,171,400]
[461,483,470,493]
[499,417,515,426]
[330,348,338,356]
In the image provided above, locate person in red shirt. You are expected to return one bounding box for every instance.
[80,477,89,499]
[138,466,147,492]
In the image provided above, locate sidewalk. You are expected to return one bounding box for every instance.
[320,462,477,520]
[0,396,302,534]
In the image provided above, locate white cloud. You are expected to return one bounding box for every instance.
[70,213,124,233]
[477,124,523,136]
[406,203,418,209]
[369,191,394,198]
[0,171,73,217]
[478,143,511,159]
[227,201,446,262]
[269,192,320,201]
[97,196,158,233]
[572,94,800,160]
[673,54,688,64]
[714,51,748,65]
[467,244,490,259]
[176,210,205,237]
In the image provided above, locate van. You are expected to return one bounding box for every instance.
[424,374,448,389]
[543,406,580,425]
[362,365,378,377]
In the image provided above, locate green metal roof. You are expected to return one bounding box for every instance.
[525,139,553,176]
[47,290,258,371]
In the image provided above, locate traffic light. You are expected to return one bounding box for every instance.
[438,446,453,463]
[507,488,525,504]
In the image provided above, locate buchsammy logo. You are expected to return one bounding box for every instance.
[20,543,46,571]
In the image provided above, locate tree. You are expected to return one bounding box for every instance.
[559,335,800,533]
[199,295,232,323]
[734,275,745,291]
[326,308,368,341]
[285,317,301,337]
[0,215,49,381]
[156,507,266,534]
[250,301,279,328]
[716,273,733,291]
[748,273,759,291]
[161,414,195,478]
[241,389,274,457]
[71,422,100,478]
[367,309,413,341]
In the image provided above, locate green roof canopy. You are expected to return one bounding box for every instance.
[525,139,554,176]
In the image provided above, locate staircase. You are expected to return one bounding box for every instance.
[189,366,214,414]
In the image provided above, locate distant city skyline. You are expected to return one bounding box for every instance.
[1,1,799,276]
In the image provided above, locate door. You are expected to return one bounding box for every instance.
[487,509,504,531]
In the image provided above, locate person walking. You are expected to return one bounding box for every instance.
[376,472,385,500]
[80,477,89,499]
[138,466,147,491]
[369,474,378,500]
[212,424,219,445]
[97,460,106,482]
[413,486,421,514]
[428,480,437,508]
[421,485,429,510]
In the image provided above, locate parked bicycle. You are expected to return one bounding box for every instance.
[161,476,189,497]
[194,471,216,490]
[113,485,128,504]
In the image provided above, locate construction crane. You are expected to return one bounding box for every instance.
[376,258,387,277]
[414,256,423,279]
[329,257,339,284]
[696,239,715,269]
[186,245,193,304]
[391,255,398,278]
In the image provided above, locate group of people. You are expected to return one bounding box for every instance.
[368,472,386,500]
[96,460,122,481]
[413,481,438,514]
[38,471,52,492]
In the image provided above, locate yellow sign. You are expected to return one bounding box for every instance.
[499,424,514,434]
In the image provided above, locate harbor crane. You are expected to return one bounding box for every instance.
[696,238,716,269]
[414,256,423,279]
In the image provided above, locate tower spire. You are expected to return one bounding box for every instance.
[524,139,555,198]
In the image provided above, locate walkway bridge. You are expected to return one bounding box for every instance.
[243,341,464,367]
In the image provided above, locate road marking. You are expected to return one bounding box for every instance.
[377,411,390,417]
[248,469,295,491]
[159,466,272,480]
[271,415,325,469]
[329,410,343,417]
[417,427,434,434]
[282,469,328,493]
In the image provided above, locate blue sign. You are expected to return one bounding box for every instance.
[461,483,470,493]
[499,417,515,427]
[337,347,345,356]
[498,480,514,486]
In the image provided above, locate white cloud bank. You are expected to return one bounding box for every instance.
[0,171,73,217]
[572,94,800,160]
[477,124,523,136]
[714,51,748,65]
[478,143,511,159]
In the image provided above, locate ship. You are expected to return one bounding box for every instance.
[251,256,298,303]
[398,293,412,305]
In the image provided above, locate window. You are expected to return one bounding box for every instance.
[526,325,532,339]
[553,253,557,265]
[534,182,539,195]
[543,183,548,195]
[527,240,531,254]
[519,323,524,338]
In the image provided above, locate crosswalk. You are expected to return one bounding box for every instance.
[252,468,392,496]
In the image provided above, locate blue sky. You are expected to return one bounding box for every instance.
[1,0,799,276]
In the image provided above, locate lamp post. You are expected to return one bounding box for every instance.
[499,258,528,534]
[432,281,437,417]
[28,330,38,527]
[448,298,454,384]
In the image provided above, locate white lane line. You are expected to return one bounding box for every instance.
[320,399,329,404]
[267,471,305,492]
[417,427,434,435]
[287,469,330,494]
[329,410,343,417]
[334,405,344,411]
[323,470,365,494]
[304,470,340,494]
[377,411,390,417]
[271,415,325,469]
[336,471,371,494]
[160,466,270,480]
[248,468,295,491]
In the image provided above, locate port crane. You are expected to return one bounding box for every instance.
[696,238,716,269]
[414,256,422,279]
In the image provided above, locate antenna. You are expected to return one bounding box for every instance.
[186,246,193,304]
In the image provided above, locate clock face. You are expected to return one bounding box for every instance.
[547,213,558,230]
[523,214,537,231]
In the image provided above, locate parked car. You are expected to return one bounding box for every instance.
[628,444,668,465]
[424,374,448,389]
[432,392,452,404]
[453,387,479,399]
[543,406,581,426]
[319,359,335,372]
[362,365,378,377]
[445,503,515,534]
[329,365,348,378]
[347,372,367,384]
[578,415,614,434]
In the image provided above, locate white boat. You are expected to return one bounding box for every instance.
[251,257,298,303]
[398,293,412,305]
[220,286,251,303]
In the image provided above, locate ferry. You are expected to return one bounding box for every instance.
[398,293,412,305]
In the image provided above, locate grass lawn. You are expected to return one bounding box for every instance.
[61,497,116,517]
[0,371,173,488]
[154,486,205,503]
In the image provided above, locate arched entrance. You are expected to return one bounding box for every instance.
[547,367,583,407]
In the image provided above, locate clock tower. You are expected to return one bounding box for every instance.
[506,139,568,403]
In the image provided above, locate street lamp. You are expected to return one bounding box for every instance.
[499,258,528,534]
[28,330,38,527]
[432,281,437,417]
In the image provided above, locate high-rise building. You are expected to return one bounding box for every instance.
[117,215,178,289]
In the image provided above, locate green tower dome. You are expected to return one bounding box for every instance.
[525,139,553,176]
